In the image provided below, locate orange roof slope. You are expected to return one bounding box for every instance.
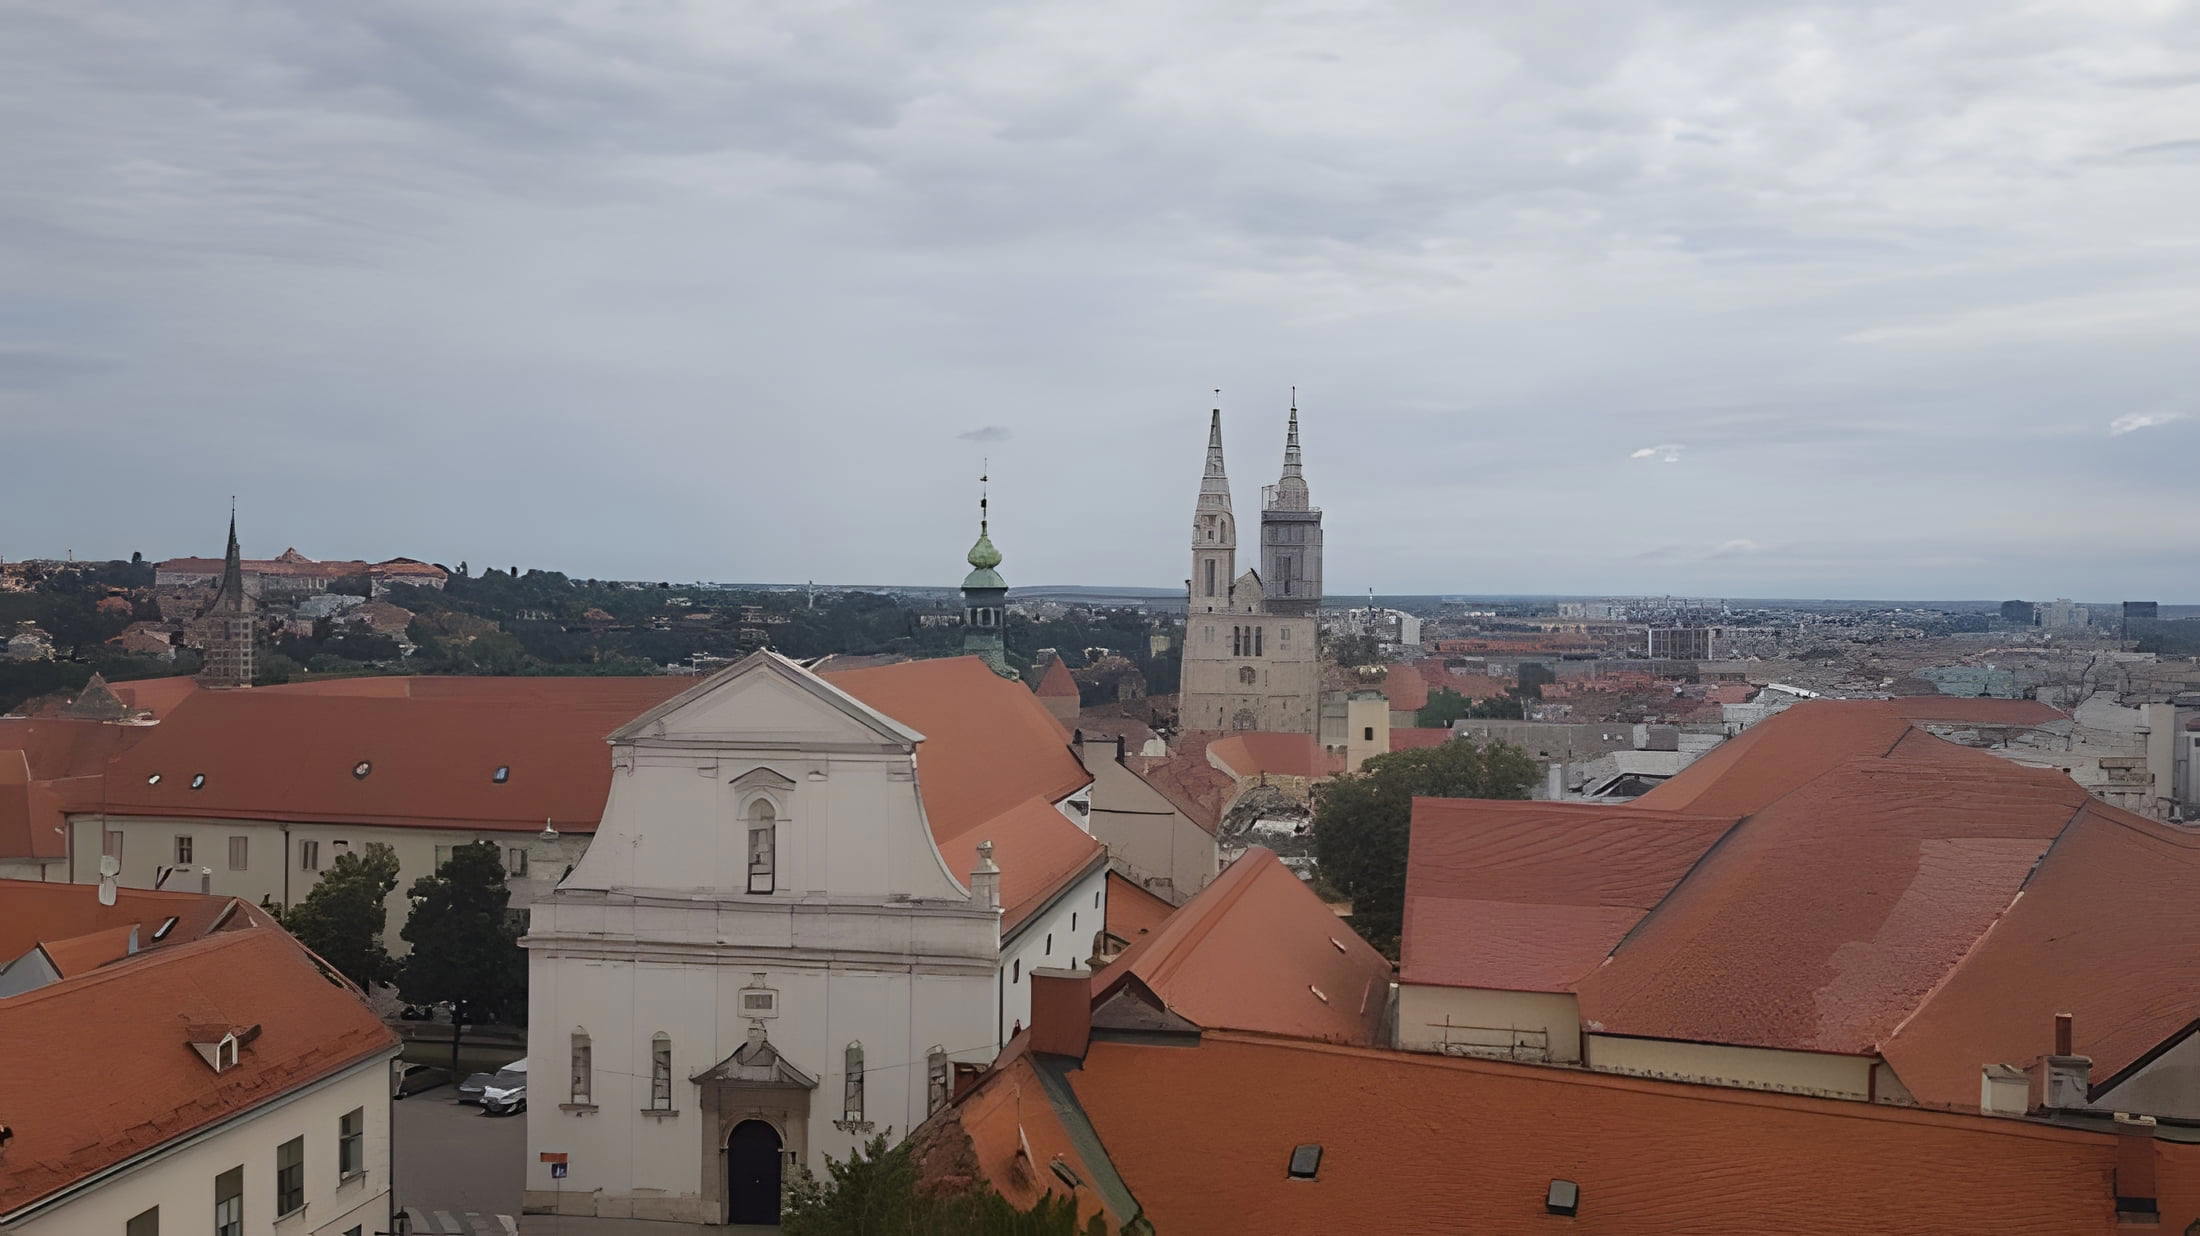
[1630,699,1917,815]
[933,795,1103,933]
[1207,731,1335,780]
[1402,799,1736,991]
[1124,732,1236,834]
[1388,727,1452,752]
[1883,800,2200,1108]
[0,878,252,961]
[1576,752,2087,1055]
[1034,656,1079,699]
[104,675,202,719]
[0,926,394,1213]
[87,688,663,831]
[922,1042,1119,1232]
[1096,849,1392,1044]
[1103,871,1175,943]
[1062,1031,2173,1235]
[37,922,142,977]
[1380,663,1429,713]
[827,656,1090,831]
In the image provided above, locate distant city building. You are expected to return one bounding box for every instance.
[156,547,446,596]
[2040,598,2091,630]
[1557,600,1626,621]
[5,622,55,662]
[1345,606,1423,649]
[1645,625,1718,660]
[195,511,256,689]
[1180,402,1323,734]
[2125,601,2160,638]
[2000,599,2037,626]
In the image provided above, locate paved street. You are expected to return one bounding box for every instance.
[394,1083,524,1230]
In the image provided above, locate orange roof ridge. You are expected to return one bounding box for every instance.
[1035,656,1079,699]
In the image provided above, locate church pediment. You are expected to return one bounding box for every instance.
[609,650,923,749]
[694,1034,819,1089]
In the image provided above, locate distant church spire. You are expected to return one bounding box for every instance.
[199,501,256,688]
[960,466,1013,678]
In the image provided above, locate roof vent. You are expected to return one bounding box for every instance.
[1547,1179,1580,1216]
[1048,1159,1082,1190]
[352,761,372,779]
[146,773,161,786]
[1308,985,1328,1004]
[151,916,178,942]
[493,765,510,784]
[1287,1144,1321,1180]
[189,774,206,790]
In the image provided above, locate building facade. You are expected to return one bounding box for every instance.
[197,511,256,689]
[1179,405,1322,734]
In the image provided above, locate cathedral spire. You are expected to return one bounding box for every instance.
[960,467,1012,678]
[1199,397,1233,508]
[1282,389,1303,480]
[216,499,253,616]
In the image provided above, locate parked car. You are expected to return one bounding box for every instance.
[481,1060,528,1117]
[456,1058,520,1105]
[391,1062,451,1099]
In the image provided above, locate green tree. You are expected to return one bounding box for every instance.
[783,1134,1101,1236]
[284,842,401,991]
[400,841,526,1072]
[1416,688,1525,727]
[1311,738,1538,954]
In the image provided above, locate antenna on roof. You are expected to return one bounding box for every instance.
[97,855,119,906]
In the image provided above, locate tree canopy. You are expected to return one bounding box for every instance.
[1310,738,1538,954]
[1415,687,1525,727]
[282,842,400,991]
[400,841,526,1028]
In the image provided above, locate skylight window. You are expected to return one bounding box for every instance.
[189,774,206,790]
[1287,1144,1322,1180]
[146,773,161,785]
[151,916,178,941]
[352,761,372,779]
[493,766,510,784]
[1048,1160,1082,1190]
[1329,937,1347,953]
[1547,1180,1580,1217]
[1308,985,1328,1004]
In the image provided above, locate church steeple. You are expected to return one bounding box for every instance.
[198,501,256,688]
[1270,389,1309,511]
[960,468,1013,678]
[1190,397,1237,613]
[1260,393,1322,616]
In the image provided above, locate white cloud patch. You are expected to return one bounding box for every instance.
[1630,444,1685,463]
[2109,410,2189,436]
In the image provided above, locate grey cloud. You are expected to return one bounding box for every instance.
[957,426,1012,443]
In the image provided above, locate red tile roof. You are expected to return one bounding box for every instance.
[1207,731,1337,781]
[104,675,203,719]
[37,922,140,977]
[1056,1030,2197,1235]
[1034,656,1079,699]
[0,719,154,862]
[1388,727,1453,752]
[0,879,254,961]
[1103,871,1176,944]
[1402,799,1735,992]
[935,795,1103,933]
[1379,664,1429,713]
[1094,849,1392,1045]
[1123,733,1237,835]
[1405,700,2200,1111]
[914,1039,1119,1232]
[0,894,394,1215]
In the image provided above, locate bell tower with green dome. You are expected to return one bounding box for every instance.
[961,470,1013,677]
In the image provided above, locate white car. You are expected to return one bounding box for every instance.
[480,1059,528,1116]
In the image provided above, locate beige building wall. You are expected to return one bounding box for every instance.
[0,857,57,881]
[5,1052,394,1236]
[1344,691,1390,772]
[1584,1033,1874,1100]
[1180,612,1319,734]
[1395,984,1583,1065]
[1077,736,1218,904]
[68,813,591,951]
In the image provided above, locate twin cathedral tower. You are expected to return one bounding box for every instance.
[960,397,1325,734]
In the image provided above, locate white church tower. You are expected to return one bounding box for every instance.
[522,652,1000,1225]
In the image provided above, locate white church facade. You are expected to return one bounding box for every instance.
[521,650,1103,1224]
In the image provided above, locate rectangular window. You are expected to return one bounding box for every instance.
[276,1135,304,1215]
[1255,626,1264,656]
[227,836,248,871]
[651,1037,673,1109]
[175,835,192,864]
[1363,727,1375,741]
[507,847,529,878]
[299,840,320,871]
[102,829,123,861]
[1203,559,1215,596]
[127,1207,159,1236]
[927,1049,950,1115]
[338,1107,364,1177]
[214,1166,243,1236]
[572,1033,592,1104]
[433,844,455,870]
[843,1044,865,1122]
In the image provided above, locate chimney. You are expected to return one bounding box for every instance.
[1979,1064,2028,1115]
[2026,1012,2093,1113]
[1546,763,1565,800]
[2114,1113,2160,1221]
[1027,967,1092,1060]
[969,841,1000,913]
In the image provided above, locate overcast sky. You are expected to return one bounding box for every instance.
[5,2,2198,600]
